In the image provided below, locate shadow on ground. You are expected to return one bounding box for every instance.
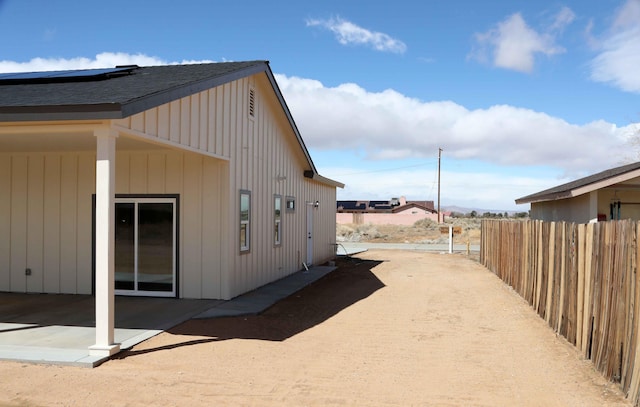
[113,257,385,359]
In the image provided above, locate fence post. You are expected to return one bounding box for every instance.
[576,223,586,350]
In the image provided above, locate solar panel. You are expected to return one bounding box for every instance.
[0,66,137,84]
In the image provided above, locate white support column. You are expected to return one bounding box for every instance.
[89,127,120,357]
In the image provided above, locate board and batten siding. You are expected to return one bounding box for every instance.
[223,74,338,298]
[113,72,338,299]
[115,151,227,299]
[1,71,338,300]
[0,150,227,298]
[113,79,238,160]
[0,153,95,294]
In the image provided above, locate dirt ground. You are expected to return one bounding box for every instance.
[0,250,631,406]
[337,218,482,245]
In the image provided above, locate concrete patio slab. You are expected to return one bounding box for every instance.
[0,264,336,367]
[195,265,336,319]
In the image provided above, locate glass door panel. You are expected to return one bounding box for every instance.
[137,203,174,292]
[114,198,176,297]
[115,203,135,291]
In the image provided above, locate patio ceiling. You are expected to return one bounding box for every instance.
[0,130,166,153]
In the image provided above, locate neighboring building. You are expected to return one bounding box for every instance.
[337,196,439,225]
[515,162,640,223]
[0,61,343,355]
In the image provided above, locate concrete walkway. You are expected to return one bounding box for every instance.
[0,265,335,368]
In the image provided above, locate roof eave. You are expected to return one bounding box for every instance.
[0,104,124,121]
[303,170,345,188]
[515,165,640,205]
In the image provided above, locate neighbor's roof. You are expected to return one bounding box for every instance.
[0,61,344,188]
[392,202,437,214]
[515,161,640,205]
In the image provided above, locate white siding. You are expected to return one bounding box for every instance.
[1,71,338,300]
[26,154,44,293]
[112,74,338,299]
[0,153,94,294]
[115,151,227,299]
[43,155,62,292]
[10,156,27,293]
[221,75,338,299]
[0,156,10,291]
[113,86,230,161]
[0,150,227,298]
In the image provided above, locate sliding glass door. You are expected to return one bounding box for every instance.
[114,198,176,297]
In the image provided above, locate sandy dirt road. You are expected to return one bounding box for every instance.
[0,250,631,406]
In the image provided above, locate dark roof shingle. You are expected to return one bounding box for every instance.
[0,61,267,120]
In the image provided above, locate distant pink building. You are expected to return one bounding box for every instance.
[337,196,447,225]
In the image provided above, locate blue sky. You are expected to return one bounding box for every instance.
[1,0,639,210]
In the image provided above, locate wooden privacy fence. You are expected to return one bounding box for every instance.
[481,219,640,405]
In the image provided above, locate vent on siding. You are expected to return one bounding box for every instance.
[249,87,256,118]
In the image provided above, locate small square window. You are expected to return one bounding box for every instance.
[240,190,251,253]
[274,195,282,246]
[286,196,295,212]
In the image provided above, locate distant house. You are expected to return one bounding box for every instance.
[337,196,439,225]
[0,61,343,356]
[515,162,640,223]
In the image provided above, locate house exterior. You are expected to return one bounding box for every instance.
[336,196,439,225]
[515,162,640,223]
[0,61,343,355]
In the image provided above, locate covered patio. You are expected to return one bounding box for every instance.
[0,264,336,367]
[0,293,221,367]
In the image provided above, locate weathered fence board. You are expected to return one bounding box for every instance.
[481,219,640,405]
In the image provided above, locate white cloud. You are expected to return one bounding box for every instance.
[0,52,213,72]
[306,17,406,54]
[470,8,573,73]
[549,6,576,33]
[2,52,636,209]
[276,74,639,176]
[589,0,640,93]
[325,164,561,210]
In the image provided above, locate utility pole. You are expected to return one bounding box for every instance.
[437,147,442,223]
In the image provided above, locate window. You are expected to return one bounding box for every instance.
[92,194,179,298]
[274,195,282,246]
[286,196,295,212]
[240,190,251,252]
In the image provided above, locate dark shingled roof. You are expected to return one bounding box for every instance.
[515,161,640,204]
[0,60,346,189]
[0,61,267,121]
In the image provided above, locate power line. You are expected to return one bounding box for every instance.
[331,160,437,176]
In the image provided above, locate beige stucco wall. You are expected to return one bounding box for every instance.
[530,193,592,223]
[530,181,640,224]
[336,211,438,226]
[597,186,640,221]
